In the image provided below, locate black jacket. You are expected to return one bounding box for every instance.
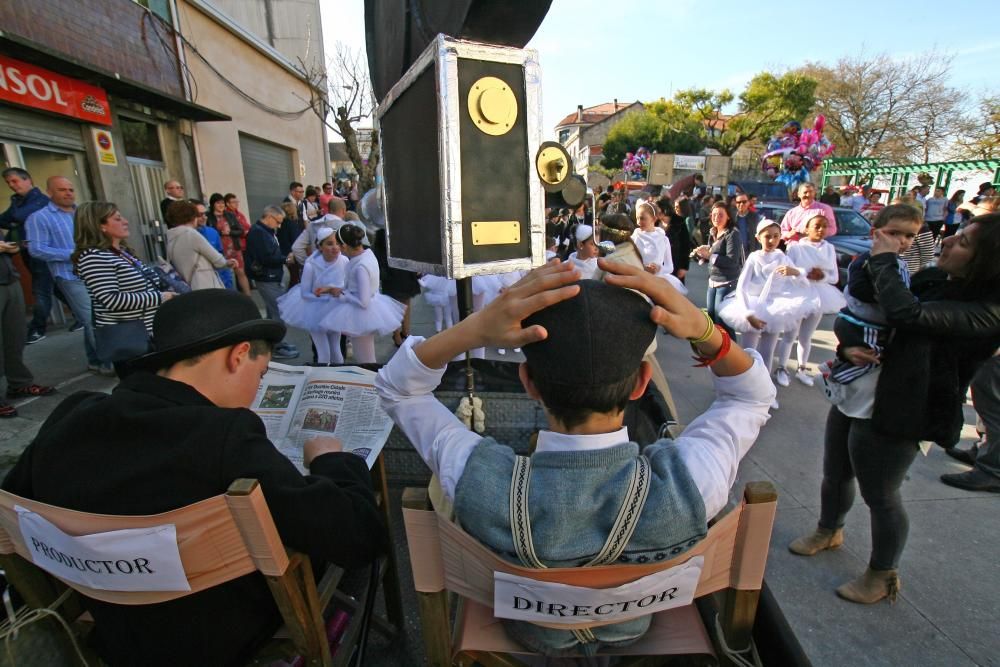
[868,254,1000,441]
[707,228,744,285]
[665,215,693,273]
[2,373,386,666]
[244,221,286,282]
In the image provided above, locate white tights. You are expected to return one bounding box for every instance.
[351,334,376,364]
[433,304,454,332]
[775,312,823,370]
[741,330,781,373]
[310,331,343,365]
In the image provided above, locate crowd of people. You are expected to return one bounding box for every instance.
[0,160,998,663]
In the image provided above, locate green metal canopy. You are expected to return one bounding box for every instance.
[821,157,1000,200]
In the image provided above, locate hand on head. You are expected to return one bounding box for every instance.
[871,227,905,256]
[598,258,705,340]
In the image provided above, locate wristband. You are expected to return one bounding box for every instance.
[687,309,715,344]
[691,325,732,367]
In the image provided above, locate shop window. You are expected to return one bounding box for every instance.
[132,0,172,22]
[120,117,164,162]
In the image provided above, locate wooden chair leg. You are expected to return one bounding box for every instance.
[372,455,405,630]
[716,481,777,667]
[417,589,453,667]
[265,553,332,666]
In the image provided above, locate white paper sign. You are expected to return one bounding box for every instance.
[16,507,191,592]
[673,155,706,171]
[493,556,703,626]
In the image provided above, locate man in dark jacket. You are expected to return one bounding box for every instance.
[2,289,386,665]
[245,206,298,359]
[1,167,52,343]
[731,194,761,255]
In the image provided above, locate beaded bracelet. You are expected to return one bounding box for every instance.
[691,325,732,367]
[687,309,715,344]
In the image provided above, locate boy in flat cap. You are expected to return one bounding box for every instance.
[376,260,775,655]
[3,289,386,666]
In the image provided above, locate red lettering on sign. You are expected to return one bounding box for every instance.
[0,55,111,125]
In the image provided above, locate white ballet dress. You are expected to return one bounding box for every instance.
[277,251,349,331]
[319,249,405,336]
[418,274,456,308]
[785,239,847,314]
[719,249,820,334]
[568,252,599,280]
[631,227,688,295]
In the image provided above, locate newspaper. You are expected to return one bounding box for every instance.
[251,363,393,471]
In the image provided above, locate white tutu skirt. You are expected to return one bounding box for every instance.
[663,273,689,296]
[320,294,405,337]
[278,287,330,332]
[812,282,847,314]
[720,274,822,334]
[423,291,450,307]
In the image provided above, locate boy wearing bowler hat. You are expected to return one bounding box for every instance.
[3,289,387,666]
[376,260,775,655]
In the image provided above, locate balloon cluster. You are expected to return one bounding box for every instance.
[760,116,835,189]
[622,147,651,180]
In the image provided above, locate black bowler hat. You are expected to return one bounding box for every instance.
[127,289,285,372]
[522,280,655,386]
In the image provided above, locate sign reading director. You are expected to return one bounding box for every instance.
[16,507,190,592]
[493,557,703,626]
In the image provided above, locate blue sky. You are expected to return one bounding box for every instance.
[322,0,999,138]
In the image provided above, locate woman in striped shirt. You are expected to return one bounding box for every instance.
[72,201,174,334]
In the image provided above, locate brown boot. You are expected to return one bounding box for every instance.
[836,568,900,604]
[788,526,844,556]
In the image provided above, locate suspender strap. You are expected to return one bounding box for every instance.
[509,455,545,569]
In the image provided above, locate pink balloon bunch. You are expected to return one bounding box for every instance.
[761,116,835,186]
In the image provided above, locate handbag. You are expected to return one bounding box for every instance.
[95,319,151,364]
[153,256,192,294]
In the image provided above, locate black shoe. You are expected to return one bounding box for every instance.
[26,332,46,345]
[940,469,1000,493]
[944,446,977,466]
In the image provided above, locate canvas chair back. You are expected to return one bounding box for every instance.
[0,481,288,605]
[402,484,777,632]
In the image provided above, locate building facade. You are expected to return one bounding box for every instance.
[0,0,329,263]
[553,101,644,188]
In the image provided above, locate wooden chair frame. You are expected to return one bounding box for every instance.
[0,456,404,667]
[401,481,778,667]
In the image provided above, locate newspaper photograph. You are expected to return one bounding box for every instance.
[251,364,393,471]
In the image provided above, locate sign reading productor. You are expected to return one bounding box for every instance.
[493,556,703,626]
[16,506,191,592]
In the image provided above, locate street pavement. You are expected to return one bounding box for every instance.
[1,265,996,666]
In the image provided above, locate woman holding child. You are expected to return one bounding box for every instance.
[790,213,1000,604]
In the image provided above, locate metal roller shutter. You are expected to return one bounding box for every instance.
[238,133,293,221]
[0,106,86,151]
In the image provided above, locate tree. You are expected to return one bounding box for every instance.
[301,43,380,192]
[672,72,817,156]
[600,108,705,170]
[797,51,966,163]
[949,95,1000,161]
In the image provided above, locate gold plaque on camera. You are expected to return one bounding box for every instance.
[471,221,521,245]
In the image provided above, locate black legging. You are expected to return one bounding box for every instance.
[818,406,919,570]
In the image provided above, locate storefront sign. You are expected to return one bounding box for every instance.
[92,128,118,166]
[0,55,111,125]
[673,155,706,171]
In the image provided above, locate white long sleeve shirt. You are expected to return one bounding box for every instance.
[375,338,776,518]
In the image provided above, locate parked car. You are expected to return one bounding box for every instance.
[755,203,872,287]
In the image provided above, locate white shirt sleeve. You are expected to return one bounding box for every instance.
[672,351,776,518]
[374,337,482,501]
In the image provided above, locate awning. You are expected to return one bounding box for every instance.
[0,32,230,122]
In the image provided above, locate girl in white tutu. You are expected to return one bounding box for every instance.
[277,227,349,363]
[319,223,405,363]
[632,201,688,295]
[776,214,847,387]
[567,224,599,279]
[719,220,820,407]
[419,274,457,332]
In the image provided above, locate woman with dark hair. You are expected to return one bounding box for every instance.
[319,223,405,363]
[943,189,966,239]
[658,196,693,283]
[790,214,1000,604]
[693,201,743,336]
[207,193,247,293]
[223,193,252,295]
